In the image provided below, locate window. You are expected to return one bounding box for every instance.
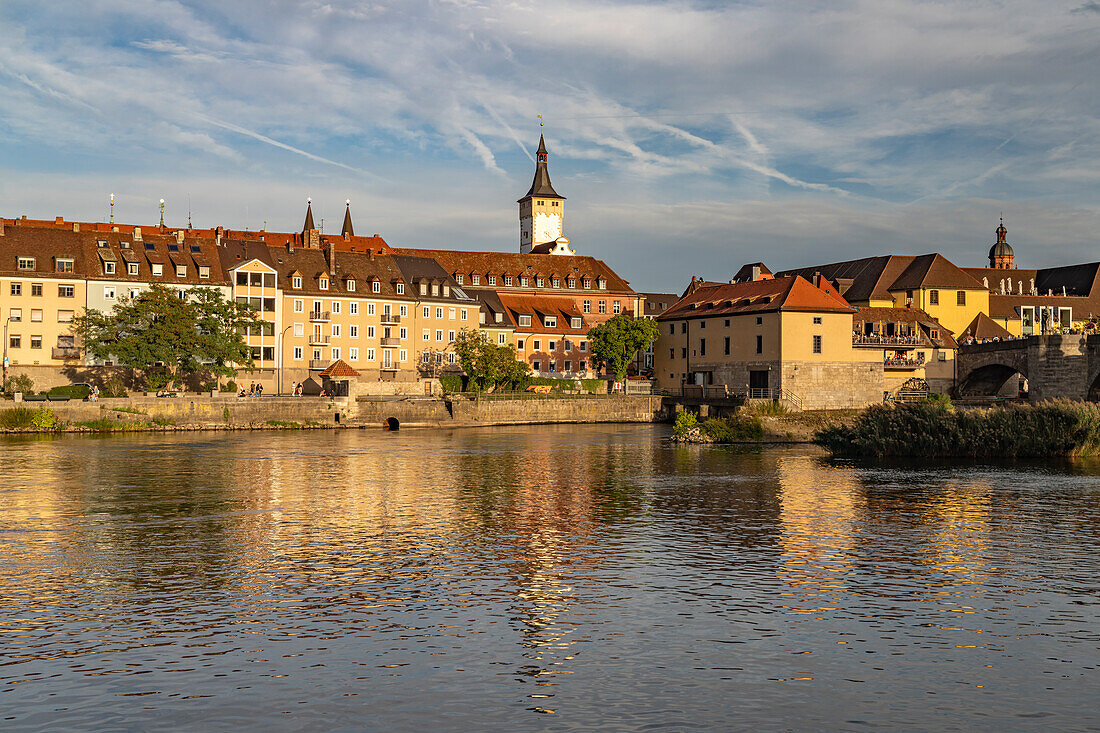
[549,362,557,373]
[294,346,303,360]
[498,333,506,345]
[350,347,359,361]
[668,324,674,335]
[331,347,341,360]
[567,278,575,288]
[505,276,513,286]
[613,300,621,314]
[57,335,74,348]
[533,339,541,351]
[176,265,187,277]
[549,340,557,351]
[17,258,35,270]
[700,321,706,329]
[400,305,408,317]
[583,299,591,313]
[517,339,525,350]
[931,329,940,339]
[31,283,42,297]
[455,274,463,285]
[552,278,560,288]
[681,347,687,358]
[521,277,529,287]
[423,329,430,341]
[724,337,730,355]
[348,280,357,292]
[399,349,407,362]
[9,308,20,322]
[472,275,481,285]
[145,241,156,251]
[250,272,263,287]
[436,330,444,342]
[30,335,42,350]
[461,308,468,321]
[350,302,358,315]
[350,325,359,338]
[432,283,440,296]
[544,316,557,328]
[152,264,163,277]
[537,277,545,287]
[332,301,341,314]
[533,360,541,371]
[319,278,329,290]
[724,319,730,327]
[447,307,455,320]
[519,315,532,327]
[9,283,20,296]
[58,285,74,298]
[367,303,375,316]
[367,326,375,338]
[436,307,444,319]
[699,338,706,356]
[396,283,404,295]
[367,348,376,361]
[128,288,140,299]
[929,290,940,305]
[293,276,302,289]
[196,266,210,279]
[104,261,116,275]
[598,301,606,314]
[9,335,20,349]
[598,278,606,290]
[579,341,587,352]
[372,281,381,293]
[331,324,341,338]
[120,241,130,249]
[294,323,304,337]
[128,263,139,276]
[756,335,763,354]
[812,335,822,354]
[956,291,966,306]
[313,348,322,361]
[669,348,675,359]
[681,322,687,334]
[571,317,581,329]
[564,340,572,353]
[400,327,407,339]
[294,299,304,313]
[583,279,591,289]
[756,317,762,325]
[449,330,456,342]
[488,276,497,286]
[104,286,116,299]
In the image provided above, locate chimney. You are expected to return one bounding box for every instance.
[112,225,119,233]
[368,249,374,260]
[215,226,224,246]
[812,271,821,287]
[0,218,5,236]
[308,229,320,249]
[134,227,142,241]
[327,239,336,276]
[55,216,64,225]
[176,230,184,244]
[72,223,80,232]
[288,233,294,253]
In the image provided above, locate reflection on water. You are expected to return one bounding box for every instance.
[2,425,1100,731]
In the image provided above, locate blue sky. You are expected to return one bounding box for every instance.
[2,0,1100,293]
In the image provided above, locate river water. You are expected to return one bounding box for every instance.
[1,424,1099,731]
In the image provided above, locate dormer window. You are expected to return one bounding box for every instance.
[431,283,439,296]
[583,278,591,289]
[455,274,464,285]
[519,315,532,327]
[97,240,108,248]
[472,275,481,285]
[504,276,513,286]
[598,278,606,289]
[537,277,545,287]
[199,266,210,279]
[567,278,575,288]
[552,278,560,288]
[571,317,581,329]
[104,261,116,275]
[128,263,139,276]
[396,283,404,295]
[521,277,529,287]
[119,241,131,249]
[494,313,503,323]
[419,282,428,295]
[292,276,302,289]
[372,280,381,293]
[320,278,329,290]
[488,276,497,286]
[176,265,187,278]
[443,285,449,297]
[544,315,557,328]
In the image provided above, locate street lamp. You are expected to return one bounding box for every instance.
[278,323,293,395]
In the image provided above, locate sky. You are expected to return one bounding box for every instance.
[2,0,1100,293]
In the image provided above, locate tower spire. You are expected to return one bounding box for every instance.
[341,199,354,238]
[523,134,560,198]
[303,197,316,232]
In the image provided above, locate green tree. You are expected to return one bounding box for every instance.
[454,328,531,391]
[586,314,661,381]
[73,284,257,389]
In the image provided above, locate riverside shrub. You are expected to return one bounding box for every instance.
[816,400,1100,458]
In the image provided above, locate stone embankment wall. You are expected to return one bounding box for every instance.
[27,394,662,430]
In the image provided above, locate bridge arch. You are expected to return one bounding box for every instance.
[956,344,1030,399]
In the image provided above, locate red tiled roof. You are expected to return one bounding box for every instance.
[320,359,360,378]
[660,276,854,321]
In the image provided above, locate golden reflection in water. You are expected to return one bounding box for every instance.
[916,480,993,579]
[775,454,862,620]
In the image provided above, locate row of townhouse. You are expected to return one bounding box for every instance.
[0,206,643,391]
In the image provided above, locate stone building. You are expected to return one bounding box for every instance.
[655,275,884,410]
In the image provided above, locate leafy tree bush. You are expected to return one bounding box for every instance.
[5,373,33,396]
[673,410,698,437]
[30,407,58,430]
[816,400,1100,458]
[0,407,37,428]
[702,415,764,442]
[453,329,531,391]
[101,376,128,398]
[73,284,257,390]
[439,375,464,393]
[586,315,660,381]
[220,380,238,393]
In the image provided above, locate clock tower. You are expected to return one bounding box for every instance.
[518,134,566,254]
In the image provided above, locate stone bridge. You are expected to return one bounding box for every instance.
[957,334,1100,402]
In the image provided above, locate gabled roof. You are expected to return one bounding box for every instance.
[497,293,589,334]
[854,306,957,348]
[961,312,1013,341]
[777,255,916,303]
[888,253,985,291]
[320,359,360,378]
[660,276,854,321]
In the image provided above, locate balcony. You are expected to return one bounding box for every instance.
[381,363,399,371]
[309,310,331,322]
[884,356,926,370]
[308,359,330,370]
[381,313,400,325]
[854,333,924,349]
[380,337,400,347]
[52,347,80,360]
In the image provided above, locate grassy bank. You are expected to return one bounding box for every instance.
[816,400,1100,458]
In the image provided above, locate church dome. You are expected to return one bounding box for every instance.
[989,240,1014,259]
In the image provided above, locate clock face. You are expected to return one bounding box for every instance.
[533,212,561,242]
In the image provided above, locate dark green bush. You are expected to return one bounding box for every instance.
[220,380,237,393]
[816,400,1100,458]
[702,415,764,442]
[0,407,37,428]
[439,375,464,393]
[48,385,91,400]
